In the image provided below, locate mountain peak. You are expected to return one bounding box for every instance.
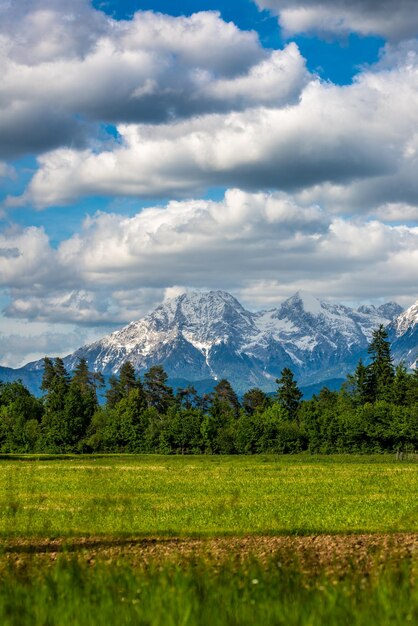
[285,291,324,316]
[154,289,247,322]
[162,289,242,308]
[20,290,418,395]
[394,298,418,336]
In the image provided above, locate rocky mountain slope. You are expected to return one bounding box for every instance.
[388,300,418,370]
[22,290,407,393]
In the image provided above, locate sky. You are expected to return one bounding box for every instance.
[1,0,418,367]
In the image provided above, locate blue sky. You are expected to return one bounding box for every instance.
[1,0,418,366]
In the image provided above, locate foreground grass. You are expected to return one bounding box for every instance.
[1,552,418,626]
[1,454,418,536]
[1,455,418,625]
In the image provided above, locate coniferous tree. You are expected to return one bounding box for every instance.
[105,375,123,408]
[41,357,56,393]
[42,358,69,414]
[393,362,410,406]
[72,358,93,393]
[367,325,394,402]
[348,358,373,405]
[242,388,269,415]
[144,365,174,413]
[276,368,302,420]
[119,361,138,396]
[40,358,70,451]
[176,385,199,410]
[212,379,240,417]
[406,369,418,405]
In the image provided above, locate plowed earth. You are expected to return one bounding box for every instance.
[2,533,418,577]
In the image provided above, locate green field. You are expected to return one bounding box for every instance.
[1,454,418,537]
[1,454,418,625]
[1,552,418,626]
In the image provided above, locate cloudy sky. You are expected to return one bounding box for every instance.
[1,0,418,367]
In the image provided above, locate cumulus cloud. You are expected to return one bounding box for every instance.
[0,247,20,259]
[0,0,108,63]
[0,2,309,159]
[0,326,107,368]
[0,162,15,179]
[255,0,418,40]
[1,190,418,329]
[0,226,63,288]
[19,45,418,212]
[4,290,116,325]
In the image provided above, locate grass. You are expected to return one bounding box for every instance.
[1,552,418,626]
[1,454,418,625]
[1,454,418,537]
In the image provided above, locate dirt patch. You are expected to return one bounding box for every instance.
[1,533,418,576]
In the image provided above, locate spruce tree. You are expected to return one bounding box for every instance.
[176,385,199,410]
[393,362,409,406]
[213,379,240,417]
[352,358,373,405]
[119,361,138,396]
[144,365,174,413]
[105,375,122,408]
[72,358,91,393]
[243,388,269,415]
[41,357,69,414]
[41,357,55,393]
[276,368,302,419]
[367,324,394,402]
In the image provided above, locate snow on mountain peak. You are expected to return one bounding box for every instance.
[151,289,250,331]
[288,291,324,316]
[394,299,418,336]
[53,289,409,392]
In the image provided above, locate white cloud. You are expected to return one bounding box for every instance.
[20,45,418,212]
[0,322,107,368]
[256,0,418,40]
[0,226,59,288]
[0,162,15,179]
[0,2,308,158]
[1,190,418,331]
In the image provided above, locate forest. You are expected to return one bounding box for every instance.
[1,325,418,454]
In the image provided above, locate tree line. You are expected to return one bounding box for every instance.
[1,325,418,454]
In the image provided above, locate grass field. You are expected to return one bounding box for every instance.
[2,551,418,626]
[1,454,418,625]
[1,454,418,537]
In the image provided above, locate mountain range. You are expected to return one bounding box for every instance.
[2,289,418,396]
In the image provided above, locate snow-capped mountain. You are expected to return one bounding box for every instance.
[24,289,406,393]
[389,300,418,370]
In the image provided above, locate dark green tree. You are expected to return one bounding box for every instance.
[105,375,122,408]
[119,361,138,396]
[406,369,418,405]
[242,387,269,415]
[276,368,302,419]
[176,385,200,410]
[346,358,372,405]
[0,381,42,452]
[367,325,394,402]
[41,357,56,393]
[144,365,174,413]
[105,363,146,411]
[41,357,69,415]
[212,379,240,417]
[393,362,409,406]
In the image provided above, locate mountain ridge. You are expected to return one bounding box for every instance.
[11,289,415,394]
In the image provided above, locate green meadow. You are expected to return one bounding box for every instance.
[1,454,418,625]
[1,454,418,537]
[2,554,418,626]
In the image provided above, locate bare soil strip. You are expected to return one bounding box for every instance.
[1,534,418,575]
